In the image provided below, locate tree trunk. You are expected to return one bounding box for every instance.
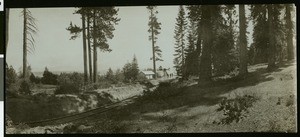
[87,15,93,82]
[198,6,212,84]
[238,4,248,76]
[82,14,88,84]
[196,21,202,74]
[267,5,276,70]
[181,38,185,78]
[23,8,27,78]
[150,11,156,79]
[285,4,294,61]
[93,9,98,83]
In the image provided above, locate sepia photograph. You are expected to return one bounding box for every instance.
[5,4,297,133]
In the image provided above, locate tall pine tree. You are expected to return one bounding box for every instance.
[147,6,162,79]
[198,6,216,83]
[173,6,187,77]
[67,7,120,83]
[267,4,285,70]
[250,5,269,64]
[211,5,238,76]
[131,55,139,81]
[238,5,248,76]
[184,19,198,77]
[284,4,295,61]
[22,8,38,79]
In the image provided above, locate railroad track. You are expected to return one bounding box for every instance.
[24,95,140,127]
[23,79,177,127]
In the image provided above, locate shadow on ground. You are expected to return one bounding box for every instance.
[102,65,289,121]
[77,61,295,132]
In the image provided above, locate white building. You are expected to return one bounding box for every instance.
[140,71,155,79]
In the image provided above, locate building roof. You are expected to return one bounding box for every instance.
[141,71,155,75]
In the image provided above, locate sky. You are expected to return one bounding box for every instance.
[6,6,179,75]
[6,5,295,75]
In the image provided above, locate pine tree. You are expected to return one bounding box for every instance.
[115,68,125,82]
[147,6,162,79]
[22,8,38,78]
[123,62,132,82]
[68,7,120,83]
[284,4,295,61]
[92,7,120,83]
[211,5,238,76]
[266,4,285,70]
[131,55,139,81]
[267,4,276,70]
[184,19,198,77]
[173,5,187,77]
[81,9,88,84]
[187,5,237,83]
[250,5,269,64]
[66,8,88,84]
[238,5,248,76]
[122,55,139,82]
[187,5,202,77]
[87,12,93,82]
[106,68,114,82]
[272,5,285,64]
[198,6,223,83]
[92,8,98,83]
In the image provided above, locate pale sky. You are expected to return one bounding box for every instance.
[6,6,179,74]
[8,5,295,75]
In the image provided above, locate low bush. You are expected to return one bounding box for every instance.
[216,94,259,124]
[55,83,82,94]
[19,80,32,95]
[141,82,184,102]
[41,68,58,85]
[55,72,84,94]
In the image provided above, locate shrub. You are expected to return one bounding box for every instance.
[55,72,84,94]
[55,83,82,94]
[141,82,183,102]
[29,73,41,84]
[216,94,259,124]
[41,67,58,85]
[6,83,21,98]
[6,65,17,89]
[19,80,32,95]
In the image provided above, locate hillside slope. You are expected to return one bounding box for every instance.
[8,62,297,133]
